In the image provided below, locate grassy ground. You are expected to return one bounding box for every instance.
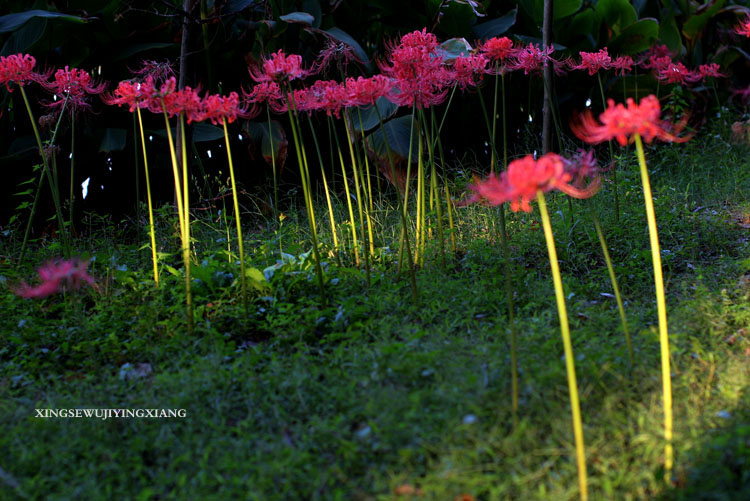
[2,113,750,500]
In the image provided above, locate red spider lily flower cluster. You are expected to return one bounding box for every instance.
[451,52,490,90]
[697,63,724,79]
[129,59,175,84]
[571,94,691,146]
[13,258,98,299]
[379,29,450,108]
[479,36,516,63]
[0,53,46,91]
[611,55,634,76]
[244,81,284,112]
[346,75,393,106]
[467,153,599,213]
[655,61,701,85]
[569,48,611,75]
[42,66,106,112]
[201,92,253,125]
[735,15,750,37]
[249,49,307,84]
[511,43,563,76]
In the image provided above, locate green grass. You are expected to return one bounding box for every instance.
[2,114,750,499]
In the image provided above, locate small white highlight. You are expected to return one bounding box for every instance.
[238,134,243,141]
[528,114,533,123]
[69,153,73,159]
[149,135,153,142]
[585,98,592,107]
[81,177,90,199]
[207,150,212,159]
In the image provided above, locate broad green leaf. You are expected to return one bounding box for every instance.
[659,8,682,53]
[224,0,256,14]
[0,18,45,56]
[367,115,418,163]
[244,120,287,171]
[472,7,517,40]
[438,38,473,62]
[608,18,659,55]
[322,27,370,67]
[279,12,315,25]
[682,0,725,40]
[554,0,583,19]
[568,8,598,40]
[595,0,637,34]
[301,0,322,28]
[99,128,127,153]
[352,97,400,133]
[192,123,225,143]
[112,42,176,62]
[437,1,477,38]
[0,9,89,33]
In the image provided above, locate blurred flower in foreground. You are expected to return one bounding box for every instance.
[13,258,98,298]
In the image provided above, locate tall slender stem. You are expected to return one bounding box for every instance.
[19,86,70,258]
[136,107,159,286]
[634,133,673,481]
[180,113,193,332]
[537,190,588,501]
[330,116,360,265]
[69,113,76,232]
[306,114,339,255]
[222,118,247,312]
[597,72,619,221]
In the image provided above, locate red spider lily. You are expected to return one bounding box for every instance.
[380,29,449,108]
[201,92,255,125]
[569,48,611,76]
[103,79,143,112]
[13,258,98,299]
[42,66,107,112]
[451,52,489,90]
[0,53,46,91]
[243,81,284,112]
[317,80,349,118]
[467,153,599,213]
[571,94,692,146]
[153,78,203,122]
[655,62,700,85]
[697,63,724,80]
[479,36,516,63]
[645,55,674,74]
[562,149,603,189]
[511,43,564,76]
[129,59,175,84]
[313,39,361,74]
[611,55,634,76]
[639,45,673,68]
[249,50,307,84]
[345,75,393,106]
[735,14,750,37]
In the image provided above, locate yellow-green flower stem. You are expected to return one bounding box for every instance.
[537,190,588,501]
[634,133,673,480]
[329,116,360,265]
[356,110,376,255]
[491,69,499,174]
[501,72,508,169]
[179,114,194,333]
[597,73,619,221]
[445,185,456,253]
[416,122,425,266]
[69,113,75,231]
[136,106,159,286]
[161,103,191,331]
[356,108,375,215]
[306,114,339,256]
[342,115,371,286]
[285,90,325,299]
[222,118,247,312]
[396,107,417,274]
[373,106,418,304]
[425,109,446,269]
[266,105,279,223]
[591,210,632,366]
[19,86,70,258]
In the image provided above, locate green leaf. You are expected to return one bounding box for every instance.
[0,18,46,56]
[99,128,127,153]
[472,7,517,40]
[682,0,725,40]
[279,12,315,26]
[225,0,256,14]
[568,8,598,41]
[112,42,176,62]
[595,0,637,34]
[367,115,418,163]
[0,9,89,33]
[301,0,322,28]
[322,27,370,67]
[244,120,287,171]
[352,97,400,133]
[437,1,477,38]
[608,18,659,55]
[554,0,583,19]
[659,8,682,53]
[437,38,473,62]
[192,123,225,143]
